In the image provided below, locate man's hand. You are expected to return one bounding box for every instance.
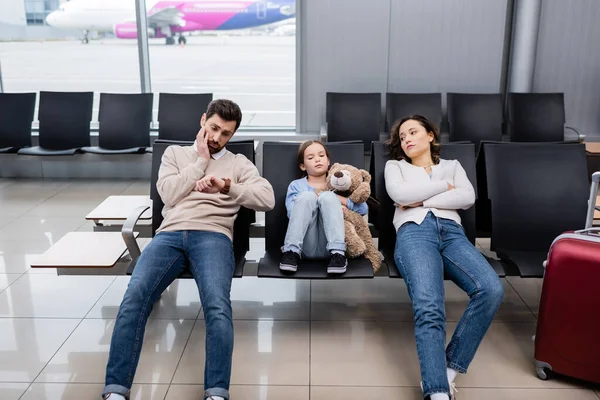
[336,194,348,208]
[196,127,210,161]
[194,175,225,194]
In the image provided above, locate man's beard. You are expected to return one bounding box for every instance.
[208,144,223,154]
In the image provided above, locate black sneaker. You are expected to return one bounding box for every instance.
[327,253,347,274]
[279,251,300,272]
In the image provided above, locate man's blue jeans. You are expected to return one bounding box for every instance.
[394,212,504,399]
[102,230,235,400]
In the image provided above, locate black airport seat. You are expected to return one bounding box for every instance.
[83,93,153,154]
[370,141,506,279]
[385,93,442,133]
[447,93,504,150]
[258,141,374,279]
[507,93,568,142]
[18,91,93,156]
[325,92,382,151]
[0,92,36,153]
[125,139,255,278]
[157,93,213,141]
[484,142,589,277]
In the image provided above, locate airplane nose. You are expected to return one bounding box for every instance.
[46,12,57,26]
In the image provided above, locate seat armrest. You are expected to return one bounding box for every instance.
[565,126,585,143]
[122,205,151,264]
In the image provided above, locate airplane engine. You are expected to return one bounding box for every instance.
[114,22,156,39]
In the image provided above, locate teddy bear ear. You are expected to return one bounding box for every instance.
[360,169,372,183]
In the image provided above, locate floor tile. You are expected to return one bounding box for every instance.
[0,318,79,382]
[0,179,16,191]
[311,386,421,400]
[449,388,600,400]
[173,320,310,385]
[36,318,194,384]
[121,181,150,196]
[0,217,87,243]
[0,241,53,274]
[166,384,309,400]
[229,277,310,320]
[22,198,104,218]
[0,273,23,293]
[310,321,419,387]
[0,383,30,400]
[311,278,414,322]
[458,322,590,389]
[506,277,542,315]
[311,386,600,400]
[21,383,168,400]
[0,274,115,318]
[311,278,534,323]
[87,277,201,320]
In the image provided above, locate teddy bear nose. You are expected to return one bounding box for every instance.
[334,171,344,178]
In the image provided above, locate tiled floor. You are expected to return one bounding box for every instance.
[0,178,598,400]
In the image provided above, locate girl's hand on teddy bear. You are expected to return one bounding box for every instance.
[336,195,348,207]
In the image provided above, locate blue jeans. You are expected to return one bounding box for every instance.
[394,212,503,399]
[103,231,235,400]
[282,191,345,258]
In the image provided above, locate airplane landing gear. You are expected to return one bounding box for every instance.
[166,36,175,45]
[178,35,187,45]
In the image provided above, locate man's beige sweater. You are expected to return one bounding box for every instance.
[156,144,275,241]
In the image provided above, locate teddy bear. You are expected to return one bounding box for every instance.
[315,163,382,272]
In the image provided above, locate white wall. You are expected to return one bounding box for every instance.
[298,0,509,133]
[0,0,27,25]
[533,0,600,138]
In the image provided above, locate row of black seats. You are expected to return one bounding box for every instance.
[129,139,591,281]
[0,91,213,155]
[326,92,581,150]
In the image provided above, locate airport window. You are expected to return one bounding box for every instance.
[1,0,297,130]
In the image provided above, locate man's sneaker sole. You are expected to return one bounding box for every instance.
[279,264,297,272]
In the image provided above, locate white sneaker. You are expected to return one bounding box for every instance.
[419,381,458,399]
[449,382,458,399]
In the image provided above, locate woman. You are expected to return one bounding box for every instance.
[384,115,504,400]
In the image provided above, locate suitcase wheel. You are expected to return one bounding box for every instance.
[536,367,551,381]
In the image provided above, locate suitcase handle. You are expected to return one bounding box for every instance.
[574,228,600,235]
[584,171,600,229]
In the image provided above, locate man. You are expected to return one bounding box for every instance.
[102,99,275,400]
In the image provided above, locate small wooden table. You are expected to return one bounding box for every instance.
[31,232,138,275]
[86,195,152,237]
[585,142,600,154]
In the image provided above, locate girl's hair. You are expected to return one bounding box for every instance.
[297,140,330,176]
[385,114,441,164]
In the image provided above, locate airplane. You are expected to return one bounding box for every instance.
[46,0,296,45]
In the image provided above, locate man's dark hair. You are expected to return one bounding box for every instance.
[206,99,243,132]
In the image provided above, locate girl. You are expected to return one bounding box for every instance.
[279,140,368,274]
[384,115,504,400]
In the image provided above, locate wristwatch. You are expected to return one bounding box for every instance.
[220,178,231,194]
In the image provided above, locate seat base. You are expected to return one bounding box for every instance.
[258,250,374,279]
[126,250,246,278]
[385,249,507,278]
[82,146,147,155]
[496,249,547,278]
[18,146,80,156]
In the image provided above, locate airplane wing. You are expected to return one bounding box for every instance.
[147,6,183,27]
